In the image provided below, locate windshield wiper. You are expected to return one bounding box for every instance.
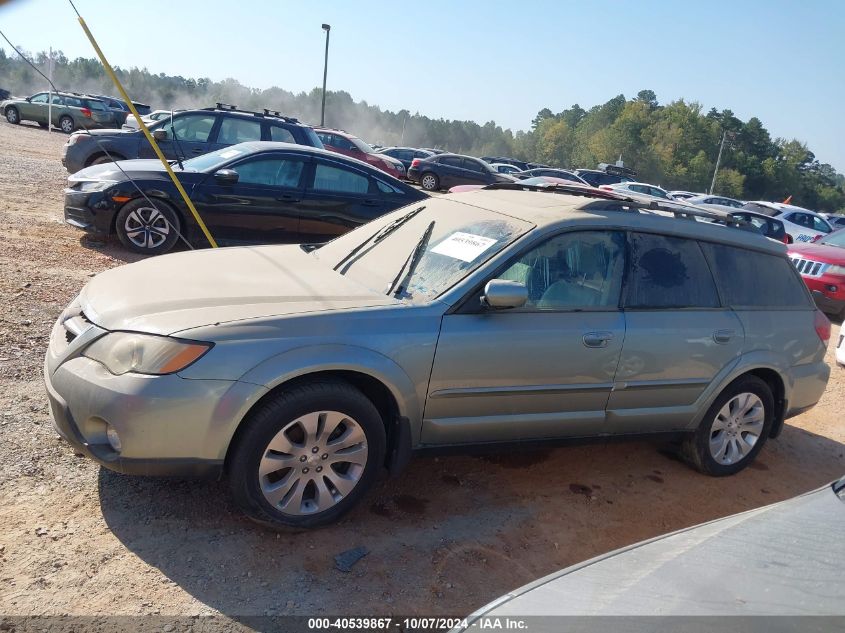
[385,221,435,298]
[333,205,426,274]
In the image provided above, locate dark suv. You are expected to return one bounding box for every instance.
[61,103,324,174]
[575,165,637,187]
[92,95,152,125]
[407,153,515,191]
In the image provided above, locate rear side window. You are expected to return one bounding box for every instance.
[440,156,463,167]
[625,233,719,309]
[218,117,262,144]
[86,100,107,111]
[701,243,810,308]
[270,126,295,143]
[312,163,369,194]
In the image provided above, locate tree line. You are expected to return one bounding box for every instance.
[2,49,843,212]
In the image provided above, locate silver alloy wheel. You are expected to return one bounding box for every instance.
[258,411,368,516]
[421,174,437,190]
[60,117,74,133]
[708,392,764,465]
[124,206,171,249]
[6,108,18,123]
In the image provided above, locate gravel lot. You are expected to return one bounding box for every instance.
[1,121,843,623]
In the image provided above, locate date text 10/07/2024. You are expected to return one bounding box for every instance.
[307,617,529,631]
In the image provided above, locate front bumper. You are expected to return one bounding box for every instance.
[43,308,256,478]
[63,189,117,236]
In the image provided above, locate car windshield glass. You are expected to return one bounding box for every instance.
[350,137,375,154]
[821,230,845,248]
[181,146,247,172]
[312,199,533,302]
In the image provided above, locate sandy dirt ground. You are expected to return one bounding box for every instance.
[1,121,843,623]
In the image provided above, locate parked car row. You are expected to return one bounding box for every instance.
[2,90,150,132]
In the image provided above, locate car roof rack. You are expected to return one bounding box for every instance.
[481,183,747,228]
[200,102,301,123]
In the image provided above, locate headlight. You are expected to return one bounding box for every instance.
[74,180,117,192]
[826,264,845,276]
[83,332,212,375]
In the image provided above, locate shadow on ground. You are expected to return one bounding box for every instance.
[98,424,845,618]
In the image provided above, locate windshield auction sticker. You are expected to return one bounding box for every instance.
[431,232,497,262]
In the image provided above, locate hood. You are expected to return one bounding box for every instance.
[69,160,197,183]
[80,244,395,335]
[474,483,845,618]
[789,241,845,263]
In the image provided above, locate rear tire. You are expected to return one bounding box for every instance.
[5,106,20,124]
[681,375,773,476]
[59,115,75,134]
[227,380,387,530]
[114,198,180,255]
[420,172,440,191]
[89,154,123,167]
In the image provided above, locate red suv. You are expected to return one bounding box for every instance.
[789,228,845,319]
[315,128,405,180]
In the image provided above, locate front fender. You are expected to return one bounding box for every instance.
[237,344,423,443]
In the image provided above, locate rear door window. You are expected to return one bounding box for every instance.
[232,157,305,187]
[701,243,810,308]
[440,156,463,168]
[217,117,262,144]
[269,125,296,143]
[624,233,720,309]
[312,163,370,194]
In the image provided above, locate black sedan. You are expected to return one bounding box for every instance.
[406,153,515,191]
[63,142,427,254]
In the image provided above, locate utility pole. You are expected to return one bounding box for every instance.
[320,24,331,127]
[709,130,727,195]
[47,47,53,133]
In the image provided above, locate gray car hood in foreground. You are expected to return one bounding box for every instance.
[465,481,844,625]
[80,244,395,335]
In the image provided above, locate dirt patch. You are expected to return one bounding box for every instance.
[0,121,844,621]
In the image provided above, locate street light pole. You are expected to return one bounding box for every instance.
[320,23,331,127]
[709,130,727,195]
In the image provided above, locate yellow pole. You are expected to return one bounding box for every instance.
[75,17,218,248]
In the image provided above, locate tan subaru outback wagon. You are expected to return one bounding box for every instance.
[44,186,831,528]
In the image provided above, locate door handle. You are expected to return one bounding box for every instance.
[190,148,204,153]
[276,194,301,202]
[713,329,735,344]
[363,199,380,207]
[583,331,613,348]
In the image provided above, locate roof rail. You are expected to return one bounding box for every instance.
[481,183,747,228]
[199,102,300,122]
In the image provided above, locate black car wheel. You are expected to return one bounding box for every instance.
[228,380,386,530]
[5,106,19,124]
[115,198,180,255]
[420,172,440,191]
[59,116,75,134]
[681,375,773,476]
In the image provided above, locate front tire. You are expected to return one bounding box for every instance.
[89,154,123,166]
[681,375,773,476]
[5,106,20,124]
[228,381,386,530]
[59,115,75,134]
[114,198,180,255]
[420,172,440,191]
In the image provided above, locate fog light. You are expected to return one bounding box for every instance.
[106,425,122,452]
[826,285,838,292]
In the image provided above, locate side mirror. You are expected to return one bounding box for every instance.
[25,96,32,102]
[214,169,239,185]
[482,279,528,310]
[152,129,168,141]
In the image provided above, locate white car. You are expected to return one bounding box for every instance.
[668,190,703,200]
[122,109,183,129]
[684,194,745,213]
[489,163,522,175]
[742,201,834,243]
[602,181,672,200]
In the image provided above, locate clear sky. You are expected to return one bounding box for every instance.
[2,0,844,171]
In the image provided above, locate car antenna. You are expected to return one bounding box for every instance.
[168,110,186,170]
